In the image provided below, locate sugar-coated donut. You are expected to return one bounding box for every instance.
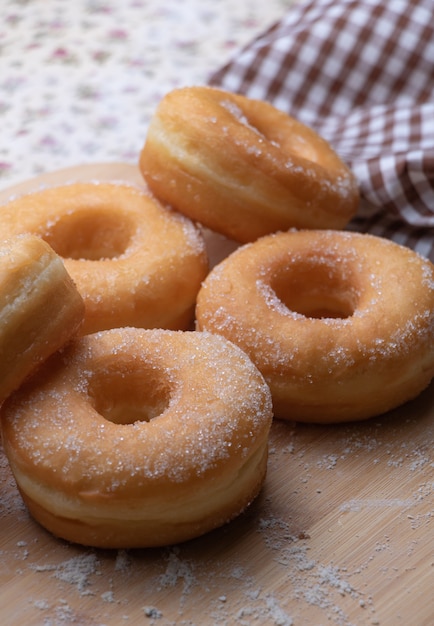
[1,328,273,548]
[196,230,434,423]
[139,86,359,243]
[0,182,208,334]
[0,234,84,406]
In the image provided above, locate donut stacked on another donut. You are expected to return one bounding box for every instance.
[1,328,273,549]
[0,181,209,334]
[0,234,84,406]
[139,86,359,243]
[196,230,434,423]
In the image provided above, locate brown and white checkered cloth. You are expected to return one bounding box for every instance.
[208,0,434,261]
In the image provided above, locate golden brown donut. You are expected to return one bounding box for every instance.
[0,181,208,334]
[1,328,273,548]
[196,230,434,423]
[139,86,359,243]
[0,234,84,406]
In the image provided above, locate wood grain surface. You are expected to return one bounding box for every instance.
[0,164,433,626]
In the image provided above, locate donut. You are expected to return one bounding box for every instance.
[1,328,273,548]
[0,234,84,406]
[139,86,359,243]
[196,230,434,423]
[0,181,208,334]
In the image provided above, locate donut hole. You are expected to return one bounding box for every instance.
[235,99,339,171]
[270,262,358,319]
[43,210,135,260]
[88,367,172,425]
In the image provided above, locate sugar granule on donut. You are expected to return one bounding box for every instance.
[1,328,273,548]
[0,181,209,334]
[139,86,359,243]
[196,230,434,423]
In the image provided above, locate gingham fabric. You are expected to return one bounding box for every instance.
[208,0,434,261]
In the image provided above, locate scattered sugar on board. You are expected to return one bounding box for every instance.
[31,552,100,595]
[22,537,359,625]
[0,445,27,519]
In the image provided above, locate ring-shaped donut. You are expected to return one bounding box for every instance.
[139,86,359,243]
[0,182,208,334]
[196,230,434,423]
[1,328,273,548]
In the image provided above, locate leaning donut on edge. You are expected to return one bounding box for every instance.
[0,234,84,406]
[139,86,359,243]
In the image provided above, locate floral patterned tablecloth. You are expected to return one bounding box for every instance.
[0,0,293,188]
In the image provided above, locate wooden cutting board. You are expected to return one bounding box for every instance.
[0,163,432,626]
